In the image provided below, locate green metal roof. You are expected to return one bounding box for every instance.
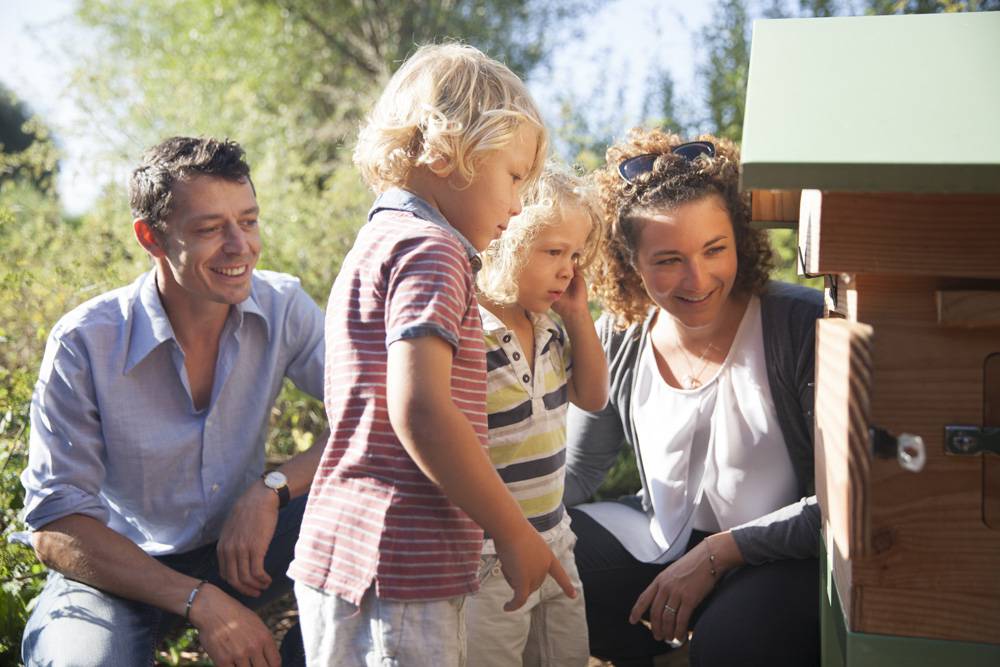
[740,12,1000,193]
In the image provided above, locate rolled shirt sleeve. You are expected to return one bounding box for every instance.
[22,325,110,530]
[20,270,328,555]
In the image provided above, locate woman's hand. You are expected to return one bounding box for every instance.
[629,532,742,644]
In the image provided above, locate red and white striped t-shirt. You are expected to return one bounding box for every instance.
[289,199,488,603]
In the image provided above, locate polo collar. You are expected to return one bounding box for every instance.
[369,187,481,270]
[479,305,563,344]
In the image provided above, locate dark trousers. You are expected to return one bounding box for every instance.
[568,508,820,667]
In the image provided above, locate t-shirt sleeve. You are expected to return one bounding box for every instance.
[382,232,474,352]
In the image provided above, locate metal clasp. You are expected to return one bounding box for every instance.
[870,426,927,473]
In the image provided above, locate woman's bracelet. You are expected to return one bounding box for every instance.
[707,551,718,577]
[184,580,209,623]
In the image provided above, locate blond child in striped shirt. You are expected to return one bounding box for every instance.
[469,164,610,666]
[290,44,576,666]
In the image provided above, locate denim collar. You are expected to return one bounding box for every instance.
[369,187,481,270]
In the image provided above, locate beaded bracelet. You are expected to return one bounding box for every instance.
[184,580,208,623]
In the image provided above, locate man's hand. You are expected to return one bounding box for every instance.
[216,482,278,597]
[494,525,577,612]
[189,582,281,666]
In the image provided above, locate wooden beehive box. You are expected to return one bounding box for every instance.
[741,11,1000,653]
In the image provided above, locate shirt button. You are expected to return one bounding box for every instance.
[512,352,521,361]
[522,374,530,383]
[211,483,220,493]
[502,334,511,343]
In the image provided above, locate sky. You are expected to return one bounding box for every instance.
[0,0,715,214]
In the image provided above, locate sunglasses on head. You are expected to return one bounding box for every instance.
[617,141,716,183]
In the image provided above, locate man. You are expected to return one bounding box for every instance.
[20,136,325,666]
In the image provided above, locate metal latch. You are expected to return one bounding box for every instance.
[870,426,926,472]
[945,426,1000,456]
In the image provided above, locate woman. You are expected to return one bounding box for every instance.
[565,128,822,667]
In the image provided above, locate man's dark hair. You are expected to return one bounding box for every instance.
[129,136,252,233]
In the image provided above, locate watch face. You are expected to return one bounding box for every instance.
[264,471,287,488]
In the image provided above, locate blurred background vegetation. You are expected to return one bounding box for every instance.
[1,0,996,662]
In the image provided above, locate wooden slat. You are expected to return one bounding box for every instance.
[937,291,1000,327]
[750,189,800,228]
[798,191,1000,278]
[852,323,1000,643]
[835,275,1000,327]
[985,354,1000,530]
[815,318,874,631]
[859,586,1000,644]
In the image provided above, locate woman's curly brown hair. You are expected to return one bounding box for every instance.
[591,128,774,327]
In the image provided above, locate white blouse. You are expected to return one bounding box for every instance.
[577,296,799,564]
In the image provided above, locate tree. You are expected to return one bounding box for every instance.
[867,0,1000,11]
[0,85,57,192]
[699,0,751,142]
[69,0,599,300]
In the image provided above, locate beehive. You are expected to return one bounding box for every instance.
[742,11,1000,665]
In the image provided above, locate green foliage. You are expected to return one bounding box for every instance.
[700,0,751,142]
[0,86,58,192]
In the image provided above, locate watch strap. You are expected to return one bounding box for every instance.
[261,473,290,509]
[275,483,290,509]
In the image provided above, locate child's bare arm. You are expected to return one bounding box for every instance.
[386,336,576,609]
[553,271,609,411]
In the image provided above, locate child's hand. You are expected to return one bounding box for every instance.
[551,269,589,322]
[495,527,576,611]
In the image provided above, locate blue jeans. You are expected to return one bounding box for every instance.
[21,495,307,667]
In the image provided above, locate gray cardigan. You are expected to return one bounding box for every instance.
[564,281,823,564]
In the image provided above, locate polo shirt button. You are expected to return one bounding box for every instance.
[522,374,530,383]
[502,334,511,343]
[211,483,220,493]
[512,352,521,361]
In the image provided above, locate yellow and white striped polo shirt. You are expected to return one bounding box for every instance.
[479,306,573,549]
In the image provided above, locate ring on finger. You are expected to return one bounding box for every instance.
[663,603,678,614]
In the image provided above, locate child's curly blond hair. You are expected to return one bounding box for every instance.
[477,161,602,306]
[354,43,547,194]
[591,127,774,327]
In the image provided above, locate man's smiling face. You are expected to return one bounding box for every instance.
[154,174,261,308]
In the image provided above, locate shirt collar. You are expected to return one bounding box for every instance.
[124,270,269,373]
[478,305,563,344]
[369,187,482,270]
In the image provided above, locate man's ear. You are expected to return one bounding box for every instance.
[133,219,166,258]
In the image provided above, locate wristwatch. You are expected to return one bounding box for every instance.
[261,470,290,509]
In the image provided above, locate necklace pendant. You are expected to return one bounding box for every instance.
[683,375,702,389]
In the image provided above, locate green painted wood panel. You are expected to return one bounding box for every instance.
[741,12,1000,193]
[820,542,1000,666]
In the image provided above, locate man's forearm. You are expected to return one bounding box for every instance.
[271,427,328,499]
[32,514,201,616]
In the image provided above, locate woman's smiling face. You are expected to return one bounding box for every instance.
[631,194,738,330]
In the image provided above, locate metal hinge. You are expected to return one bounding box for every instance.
[945,425,1000,456]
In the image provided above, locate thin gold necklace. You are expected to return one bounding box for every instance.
[675,337,715,389]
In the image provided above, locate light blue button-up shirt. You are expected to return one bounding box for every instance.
[21,269,325,555]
